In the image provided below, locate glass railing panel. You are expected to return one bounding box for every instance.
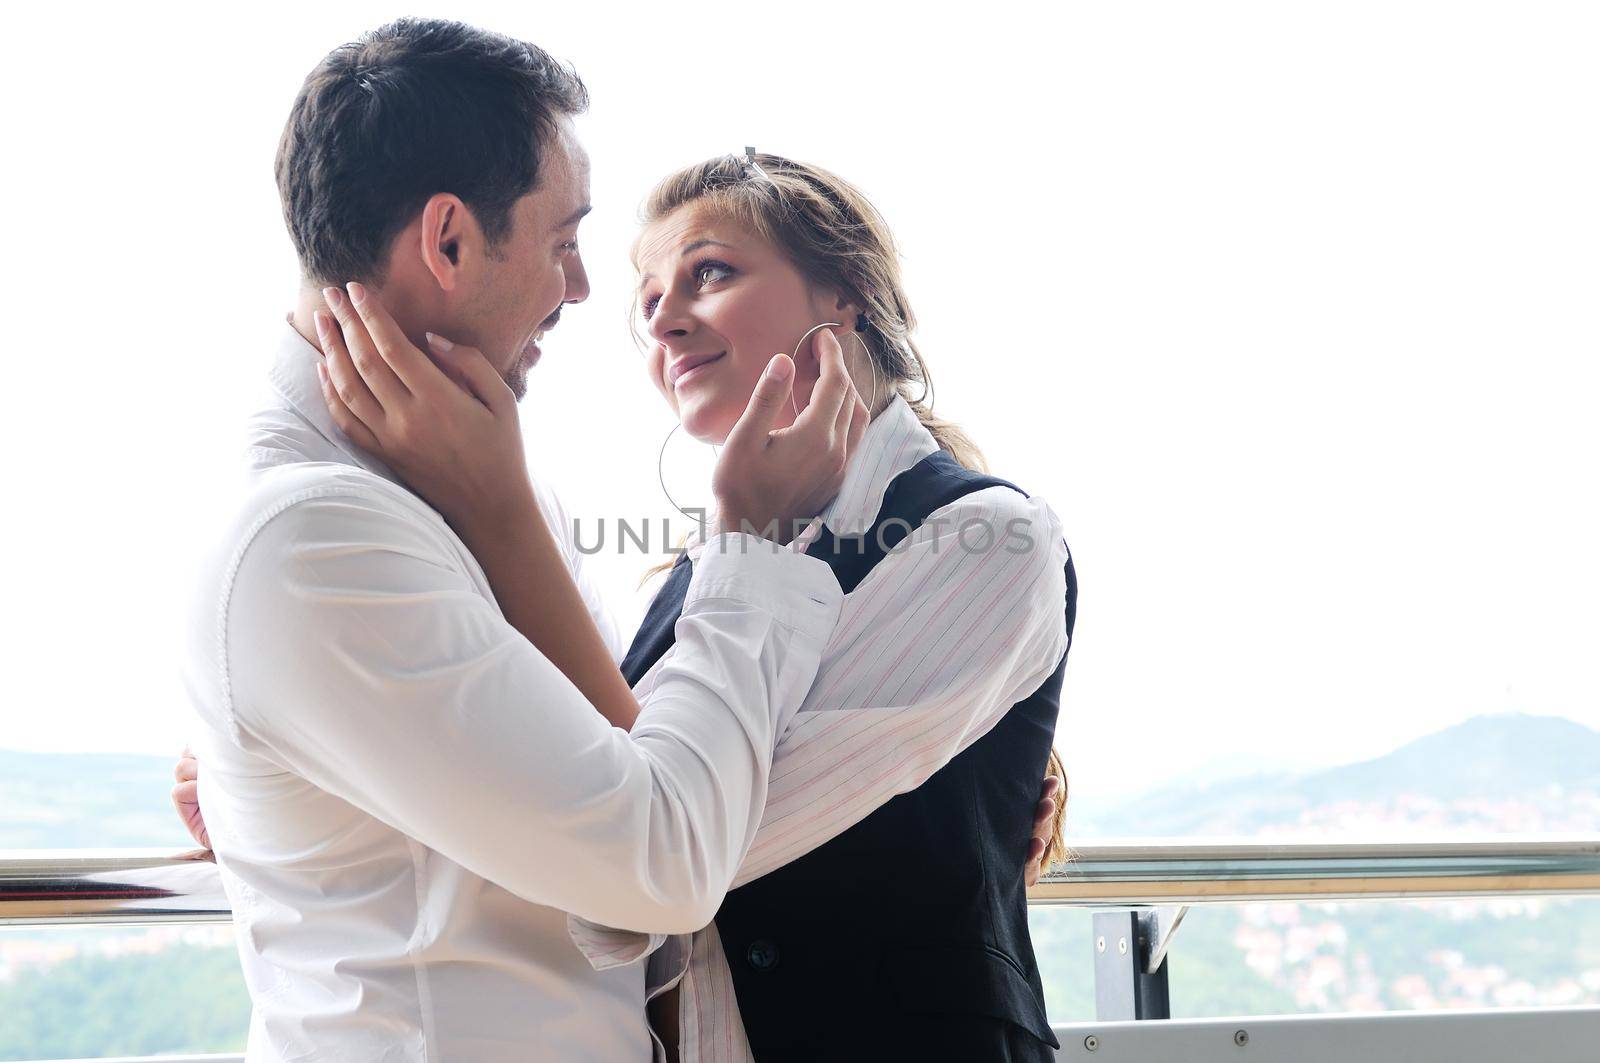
[1033,895,1600,1024]
[0,924,247,1061]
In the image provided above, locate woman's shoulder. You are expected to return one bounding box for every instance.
[912,477,1069,570]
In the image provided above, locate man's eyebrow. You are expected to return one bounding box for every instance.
[638,239,735,290]
[552,204,592,231]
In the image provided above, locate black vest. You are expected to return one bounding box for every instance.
[621,450,1076,1061]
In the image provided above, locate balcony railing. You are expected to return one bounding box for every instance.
[5,837,1599,1061]
[7,836,1600,925]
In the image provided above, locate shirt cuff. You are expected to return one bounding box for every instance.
[567,913,666,971]
[685,531,841,642]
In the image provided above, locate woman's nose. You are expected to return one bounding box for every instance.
[646,292,694,345]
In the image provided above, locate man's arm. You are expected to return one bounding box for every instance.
[220,483,840,934]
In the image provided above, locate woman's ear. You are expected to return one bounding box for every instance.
[416,193,475,293]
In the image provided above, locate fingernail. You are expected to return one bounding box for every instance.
[769,356,792,381]
[313,311,330,339]
[323,286,344,311]
[425,332,454,352]
[346,281,367,306]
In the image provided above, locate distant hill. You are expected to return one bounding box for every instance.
[1067,713,1600,837]
[1298,713,1600,803]
[3,713,1597,849]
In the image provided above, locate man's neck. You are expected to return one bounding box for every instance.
[289,288,328,353]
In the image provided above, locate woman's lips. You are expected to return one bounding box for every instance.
[670,352,726,388]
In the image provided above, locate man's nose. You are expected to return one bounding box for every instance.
[564,252,591,305]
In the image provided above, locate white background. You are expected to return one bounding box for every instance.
[1,1,1595,805]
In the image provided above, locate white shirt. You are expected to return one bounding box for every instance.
[182,324,842,1062]
[571,393,1072,1061]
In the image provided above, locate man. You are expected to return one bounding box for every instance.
[178,17,1065,1061]
[181,18,854,1061]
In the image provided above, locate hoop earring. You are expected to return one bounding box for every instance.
[787,322,880,420]
[657,421,719,526]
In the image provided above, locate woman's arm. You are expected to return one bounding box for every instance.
[313,282,867,734]
[314,287,639,729]
[429,474,643,729]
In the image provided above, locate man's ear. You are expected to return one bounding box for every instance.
[416,193,476,293]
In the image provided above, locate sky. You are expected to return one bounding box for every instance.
[1,2,1595,806]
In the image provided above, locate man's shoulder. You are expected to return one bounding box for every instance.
[237,461,425,537]
[199,461,448,597]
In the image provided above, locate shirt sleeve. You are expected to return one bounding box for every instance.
[729,486,1071,887]
[220,482,841,934]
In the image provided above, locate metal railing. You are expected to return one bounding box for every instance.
[6,836,1600,926]
[1029,835,1600,905]
[6,839,1600,1062]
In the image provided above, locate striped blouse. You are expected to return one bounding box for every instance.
[569,394,1072,1061]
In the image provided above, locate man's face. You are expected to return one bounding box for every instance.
[462,118,592,399]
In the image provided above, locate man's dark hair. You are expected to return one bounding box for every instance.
[276,18,589,285]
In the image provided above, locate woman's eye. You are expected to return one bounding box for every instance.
[695,260,733,286]
[641,261,731,320]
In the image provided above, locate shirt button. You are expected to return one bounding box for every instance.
[747,939,780,971]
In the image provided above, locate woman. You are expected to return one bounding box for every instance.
[182,153,1075,1061]
[614,154,1077,1063]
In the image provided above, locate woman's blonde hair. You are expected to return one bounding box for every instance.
[632,153,1071,871]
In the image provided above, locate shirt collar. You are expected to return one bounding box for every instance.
[815,393,940,537]
[258,318,399,483]
[682,393,938,563]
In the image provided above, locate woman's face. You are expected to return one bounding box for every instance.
[635,206,851,443]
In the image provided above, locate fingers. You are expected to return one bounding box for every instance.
[1024,839,1045,888]
[317,358,383,455]
[171,779,211,850]
[833,363,867,452]
[425,334,513,416]
[1033,796,1058,826]
[323,285,408,410]
[174,751,197,784]
[844,387,869,456]
[314,308,385,432]
[794,329,851,432]
[723,354,794,456]
[347,282,437,395]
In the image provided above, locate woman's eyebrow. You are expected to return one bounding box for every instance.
[638,239,736,290]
